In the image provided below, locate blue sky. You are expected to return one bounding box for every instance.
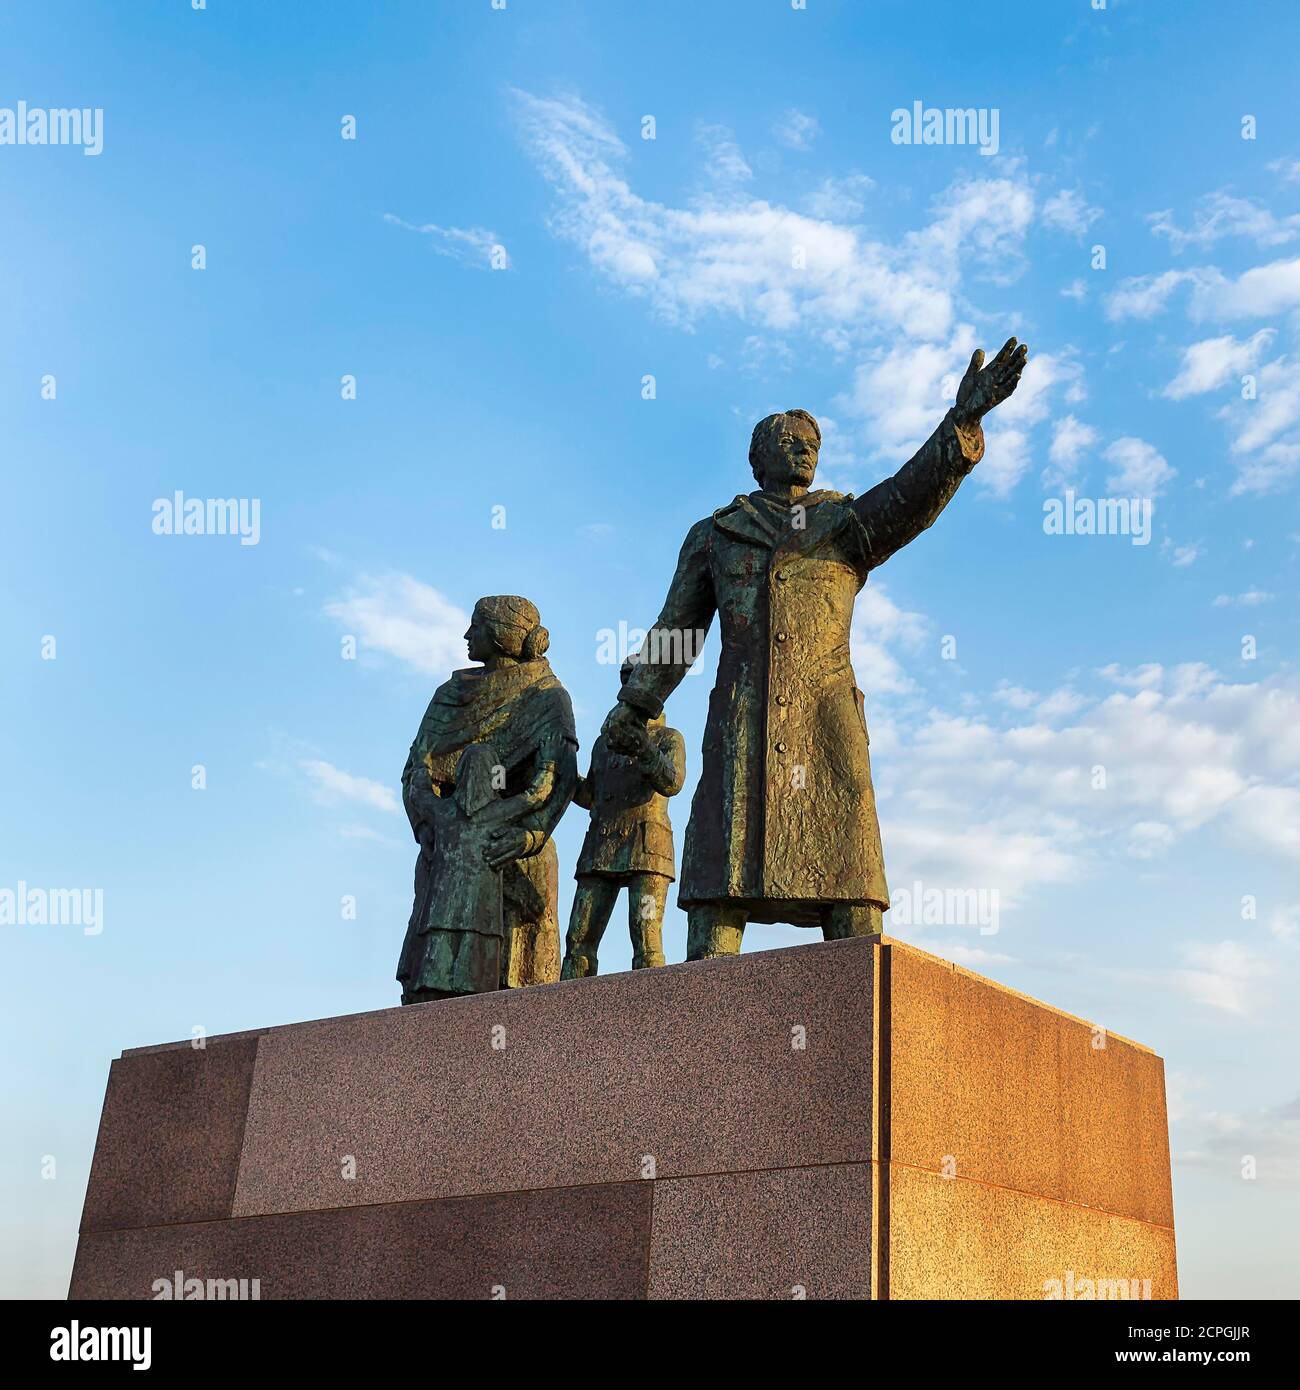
[3,0,1299,1299]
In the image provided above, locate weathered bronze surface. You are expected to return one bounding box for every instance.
[397,596,577,1002]
[602,339,1028,959]
[561,661,686,977]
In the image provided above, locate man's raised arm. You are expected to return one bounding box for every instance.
[852,337,1028,570]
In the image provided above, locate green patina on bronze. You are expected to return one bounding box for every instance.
[561,661,686,977]
[603,338,1029,959]
[397,595,577,1003]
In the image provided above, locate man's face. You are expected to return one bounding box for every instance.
[464,607,497,663]
[758,416,820,491]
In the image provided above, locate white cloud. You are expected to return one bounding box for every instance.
[803,173,875,221]
[847,630,1300,955]
[993,682,1038,711]
[1103,436,1176,496]
[994,349,1079,426]
[1037,687,1089,720]
[1230,442,1300,495]
[1046,413,1098,486]
[1128,820,1175,858]
[512,89,1034,341]
[879,664,1300,906]
[837,326,977,458]
[1177,1092,1300,1187]
[1175,940,1271,1015]
[383,214,506,268]
[882,820,1077,914]
[1212,589,1274,607]
[1195,257,1300,320]
[907,172,1035,286]
[1167,541,1202,567]
[838,336,1073,501]
[850,583,929,695]
[1098,662,1165,690]
[981,354,1096,495]
[324,573,470,676]
[696,123,752,186]
[1105,269,1202,321]
[1216,354,1300,494]
[773,108,820,151]
[978,426,1032,498]
[1230,787,1300,859]
[512,88,1053,508]
[992,681,1086,721]
[1042,188,1102,238]
[1102,257,1300,324]
[1269,904,1300,943]
[1163,329,1276,398]
[1149,193,1300,251]
[300,760,400,815]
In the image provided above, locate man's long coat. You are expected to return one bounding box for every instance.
[618,411,983,923]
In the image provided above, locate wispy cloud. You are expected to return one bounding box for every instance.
[696,123,752,186]
[383,213,507,269]
[1175,940,1272,1015]
[1105,268,1204,321]
[508,88,1063,494]
[1212,589,1274,608]
[324,573,469,676]
[803,173,875,221]
[1215,354,1300,494]
[1042,187,1102,238]
[1149,192,1300,251]
[300,759,399,814]
[510,88,1033,342]
[772,108,821,152]
[1176,1092,1300,1187]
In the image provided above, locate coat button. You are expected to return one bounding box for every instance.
[777,694,789,706]
[776,568,788,581]
[776,630,788,642]
[776,741,787,753]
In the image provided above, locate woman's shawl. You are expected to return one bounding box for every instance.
[403,658,577,801]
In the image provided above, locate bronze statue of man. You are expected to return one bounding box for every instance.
[602,338,1028,960]
[561,659,686,978]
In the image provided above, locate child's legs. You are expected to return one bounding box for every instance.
[561,875,622,978]
[627,872,670,969]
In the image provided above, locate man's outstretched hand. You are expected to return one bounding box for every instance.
[602,701,654,760]
[954,337,1028,426]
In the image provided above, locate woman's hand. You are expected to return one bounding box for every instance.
[484,826,531,869]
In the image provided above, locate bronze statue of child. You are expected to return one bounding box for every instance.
[561,660,686,977]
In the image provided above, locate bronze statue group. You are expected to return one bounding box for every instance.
[397,340,1029,1002]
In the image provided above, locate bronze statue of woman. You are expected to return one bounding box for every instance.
[397,595,578,1003]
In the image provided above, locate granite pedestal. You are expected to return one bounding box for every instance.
[70,937,1177,1300]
